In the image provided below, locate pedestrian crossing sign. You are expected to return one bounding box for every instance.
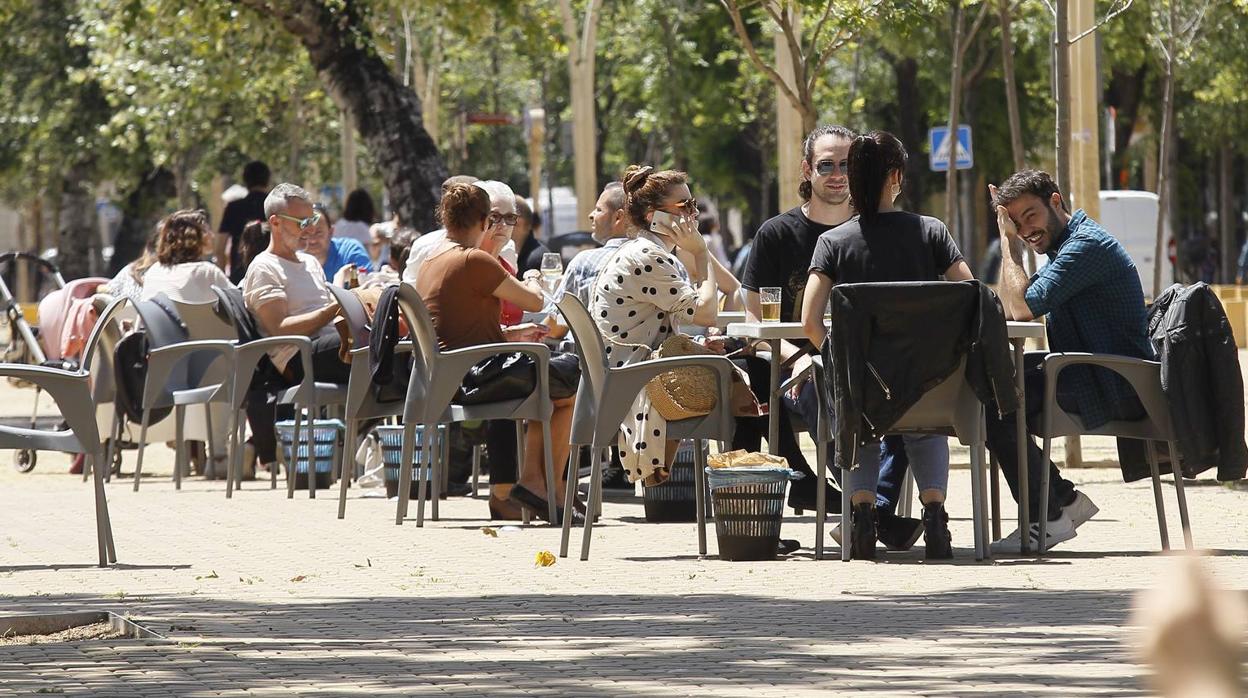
[929,125,973,171]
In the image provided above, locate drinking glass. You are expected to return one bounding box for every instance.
[760,287,782,322]
[540,252,564,296]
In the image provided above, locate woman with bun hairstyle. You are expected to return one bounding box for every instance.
[799,131,974,561]
[414,182,582,523]
[589,166,720,485]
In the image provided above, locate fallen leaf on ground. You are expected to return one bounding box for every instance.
[534,550,556,567]
[480,527,498,537]
[290,575,306,583]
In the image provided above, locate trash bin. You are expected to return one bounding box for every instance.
[705,465,802,561]
[643,440,708,522]
[276,419,343,491]
[374,424,441,500]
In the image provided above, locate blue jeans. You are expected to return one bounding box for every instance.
[784,381,911,512]
[846,433,949,500]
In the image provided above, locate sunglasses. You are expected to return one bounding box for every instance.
[660,198,698,215]
[488,212,520,226]
[815,159,850,176]
[275,212,323,230]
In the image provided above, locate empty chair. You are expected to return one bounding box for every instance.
[556,294,736,561]
[0,298,125,566]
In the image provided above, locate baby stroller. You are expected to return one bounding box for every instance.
[0,252,106,472]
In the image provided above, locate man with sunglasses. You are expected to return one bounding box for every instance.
[241,183,351,474]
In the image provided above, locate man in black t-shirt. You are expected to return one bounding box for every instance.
[217,160,271,284]
[735,126,859,514]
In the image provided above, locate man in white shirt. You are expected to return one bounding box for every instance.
[240,182,350,471]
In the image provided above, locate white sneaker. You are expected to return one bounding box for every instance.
[992,512,1077,554]
[1063,491,1099,528]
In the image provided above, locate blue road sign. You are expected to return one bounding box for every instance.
[929,125,973,172]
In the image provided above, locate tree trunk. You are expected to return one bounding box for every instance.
[1219,142,1234,283]
[1153,45,1175,296]
[58,162,98,280]
[235,0,446,232]
[999,0,1025,171]
[945,1,965,243]
[1054,0,1072,200]
[558,0,603,229]
[891,56,927,209]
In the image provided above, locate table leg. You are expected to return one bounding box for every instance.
[990,452,1001,541]
[1014,339,1030,555]
[767,338,781,455]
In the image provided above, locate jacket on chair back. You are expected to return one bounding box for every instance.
[825,280,1017,470]
[1124,283,1247,481]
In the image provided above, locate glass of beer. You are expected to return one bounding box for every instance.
[760,287,782,322]
[540,252,563,296]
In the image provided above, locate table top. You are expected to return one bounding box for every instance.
[724,321,815,340]
[1007,321,1045,339]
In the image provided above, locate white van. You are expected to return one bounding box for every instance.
[1097,190,1173,295]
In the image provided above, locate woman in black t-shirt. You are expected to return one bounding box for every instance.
[799,131,974,561]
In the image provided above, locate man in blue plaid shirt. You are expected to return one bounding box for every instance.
[987,170,1153,552]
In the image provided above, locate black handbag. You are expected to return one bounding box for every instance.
[456,353,538,405]
[455,351,581,405]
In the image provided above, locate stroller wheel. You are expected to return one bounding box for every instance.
[13,449,36,473]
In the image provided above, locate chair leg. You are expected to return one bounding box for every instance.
[560,445,581,558]
[1038,434,1053,556]
[1168,440,1194,549]
[815,437,826,561]
[104,411,122,484]
[431,425,446,522]
[471,445,482,497]
[840,468,852,562]
[89,448,114,567]
[541,420,557,524]
[1146,440,1171,550]
[579,440,606,561]
[132,410,151,492]
[173,405,185,491]
[899,474,914,519]
[417,425,434,526]
[203,403,217,481]
[399,421,419,526]
[516,422,530,525]
[989,451,1001,541]
[337,419,355,520]
[693,439,709,557]
[235,414,249,492]
[286,409,301,499]
[968,438,985,561]
[225,407,238,499]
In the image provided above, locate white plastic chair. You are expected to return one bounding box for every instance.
[555,294,736,561]
[393,284,557,526]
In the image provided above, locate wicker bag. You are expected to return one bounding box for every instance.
[645,334,719,421]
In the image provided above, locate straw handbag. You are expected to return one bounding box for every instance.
[645,334,762,421]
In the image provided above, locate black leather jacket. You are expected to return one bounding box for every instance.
[824,281,1017,470]
[1121,283,1247,481]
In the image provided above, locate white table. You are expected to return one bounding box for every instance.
[1004,321,1044,552]
[724,321,817,454]
[680,310,745,333]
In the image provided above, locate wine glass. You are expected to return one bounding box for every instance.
[540,252,564,297]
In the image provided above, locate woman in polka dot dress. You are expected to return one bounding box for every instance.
[589,166,720,485]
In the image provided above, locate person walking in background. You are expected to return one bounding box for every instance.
[334,188,377,247]
[217,160,271,284]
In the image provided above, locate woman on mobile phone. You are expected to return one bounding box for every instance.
[590,166,720,485]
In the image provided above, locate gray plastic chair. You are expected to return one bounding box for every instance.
[393,284,557,526]
[223,335,317,498]
[130,338,235,491]
[818,357,991,561]
[0,298,123,566]
[555,294,736,561]
[1035,353,1193,553]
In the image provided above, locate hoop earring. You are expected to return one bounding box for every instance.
[891,184,902,198]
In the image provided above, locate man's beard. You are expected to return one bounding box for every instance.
[813,186,848,206]
[1038,206,1063,253]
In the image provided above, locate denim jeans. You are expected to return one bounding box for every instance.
[845,433,949,499]
[783,375,910,511]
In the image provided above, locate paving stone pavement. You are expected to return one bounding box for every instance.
[2,435,1246,697]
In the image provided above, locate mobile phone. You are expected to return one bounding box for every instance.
[650,210,681,233]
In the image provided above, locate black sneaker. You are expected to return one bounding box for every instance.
[787,479,842,515]
[876,512,924,551]
[921,502,953,560]
[850,503,877,560]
